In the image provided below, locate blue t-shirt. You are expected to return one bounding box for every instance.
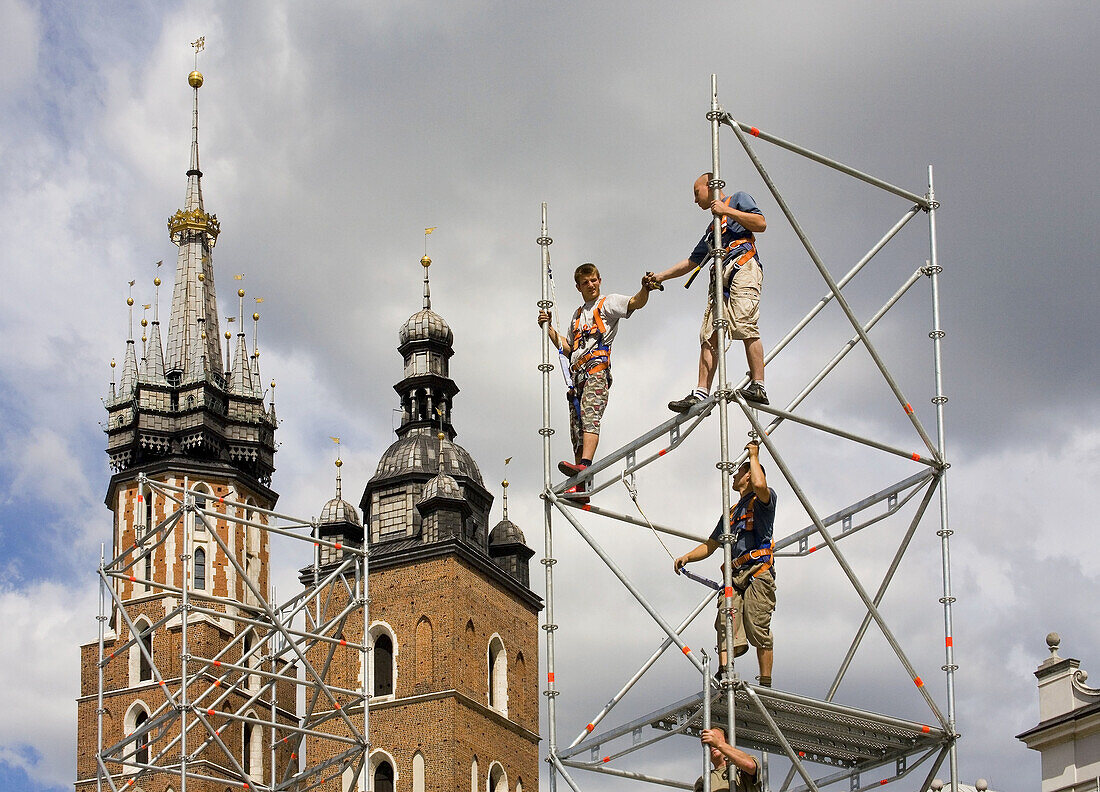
[689,191,764,266]
[710,488,776,567]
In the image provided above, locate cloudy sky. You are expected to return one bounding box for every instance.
[2,2,1099,791]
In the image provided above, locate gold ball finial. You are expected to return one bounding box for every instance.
[420,255,432,268]
[188,70,204,88]
[252,312,260,321]
[200,331,207,339]
[154,276,161,287]
[502,479,509,488]
[111,358,116,368]
[127,297,134,306]
[437,431,445,440]
[238,288,245,298]
[335,458,343,468]
[198,272,205,282]
[270,380,276,388]
[141,318,148,327]
[224,330,231,339]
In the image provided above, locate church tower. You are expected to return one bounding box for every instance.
[301,255,541,792]
[76,65,291,792]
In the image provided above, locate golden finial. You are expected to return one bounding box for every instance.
[127,297,134,306]
[154,276,161,287]
[253,312,259,321]
[238,288,245,298]
[188,71,204,89]
[141,318,148,328]
[420,255,432,268]
[224,330,231,339]
[111,358,116,368]
[437,431,445,440]
[198,272,205,282]
[335,458,343,468]
[270,380,276,389]
[200,331,207,339]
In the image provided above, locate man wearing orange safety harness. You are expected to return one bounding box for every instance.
[538,263,659,501]
[654,172,769,411]
[674,442,776,687]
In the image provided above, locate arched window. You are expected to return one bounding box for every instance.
[134,709,150,766]
[242,629,256,689]
[194,547,206,590]
[471,756,479,792]
[137,620,154,683]
[193,482,212,512]
[412,751,425,792]
[373,761,394,792]
[516,778,523,792]
[142,485,154,530]
[243,712,262,779]
[143,546,153,591]
[373,634,393,696]
[415,617,434,685]
[488,762,506,792]
[488,635,507,715]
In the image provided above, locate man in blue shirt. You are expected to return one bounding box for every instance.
[654,173,769,410]
[674,442,776,686]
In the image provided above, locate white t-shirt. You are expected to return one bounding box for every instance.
[568,293,633,369]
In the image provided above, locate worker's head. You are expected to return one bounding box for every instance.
[694,172,716,210]
[734,460,765,493]
[706,726,728,766]
[574,263,602,301]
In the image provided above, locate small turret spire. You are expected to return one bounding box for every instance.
[332,437,343,500]
[502,457,512,521]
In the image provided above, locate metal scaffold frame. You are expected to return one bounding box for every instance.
[92,476,372,792]
[538,76,957,792]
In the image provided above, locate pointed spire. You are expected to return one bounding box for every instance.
[250,304,263,394]
[230,333,255,395]
[421,255,432,310]
[142,274,166,382]
[502,457,512,521]
[334,455,343,501]
[184,67,204,213]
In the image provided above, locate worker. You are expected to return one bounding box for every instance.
[539,263,660,500]
[674,442,775,687]
[693,726,761,792]
[654,172,769,411]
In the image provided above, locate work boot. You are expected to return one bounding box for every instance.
[563,481,589,505]
[558,460,588,477]
[737,382,769,405]
[668,392,703,413]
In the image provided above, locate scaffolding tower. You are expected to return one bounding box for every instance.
[92,475,371,792]
[538,76,956,792]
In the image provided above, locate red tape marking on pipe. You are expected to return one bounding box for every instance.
[880,780,888,786]
[904,403,914,414]
[750,127,760,137]
[548,672,555,683]
[586,723,594,733]
[291,753,298,759]
[914,676,924,687]
[137,495,143,503]
[213,660,220,666]
[658,448,667,456]
[681,646,691,655]
[808,546,818,553]
[911,453,921,461]
[798,751,805,757]
[335,542,342,550]
[335,702,341,709]
[945,636,953,647]
[921,725,931,733]
[582,504,591,511]
[724,586,733,598]
[602,757,610,764]
[207,708,215,716]
[339,639,347,646]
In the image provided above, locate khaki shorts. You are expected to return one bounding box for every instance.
[700,257,762,345]
[715,567,775,655]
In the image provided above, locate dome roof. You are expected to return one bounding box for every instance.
[319,496,361,527]
[373,432,484,486]
[418,471,463,504]
[489,518,525,546]
[400,308,453,346]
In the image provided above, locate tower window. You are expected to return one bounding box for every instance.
[412,751,425,792]
[488,762,506,792]
[134,709,150,766]
[194,547,206,590]
[139,624,153,682]
[488,635,507,716]
[373,634,394,696]
[373,761,394,792]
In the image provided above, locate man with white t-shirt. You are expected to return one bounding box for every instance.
[538,263,660,500]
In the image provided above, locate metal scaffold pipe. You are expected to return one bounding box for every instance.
[709,72,739,752]
[537,202,561,792]
[926,165,960,792]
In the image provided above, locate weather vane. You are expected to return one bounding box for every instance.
[191,36,205,68]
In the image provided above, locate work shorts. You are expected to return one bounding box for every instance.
[715,567,775,655]
[700,257,762,345]
[568,368,610,452]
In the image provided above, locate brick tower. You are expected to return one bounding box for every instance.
[301,255,541,792]
[76,64,292,792]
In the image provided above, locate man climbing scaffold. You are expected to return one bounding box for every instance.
[538,263,660,500]
[675,442,776,687]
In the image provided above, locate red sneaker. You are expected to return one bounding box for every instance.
[563,482,590,505]
[558,460,588,477]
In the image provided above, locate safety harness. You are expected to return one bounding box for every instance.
[729,494,774,579]
[712,196,759,298]
[570,296,611,379]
